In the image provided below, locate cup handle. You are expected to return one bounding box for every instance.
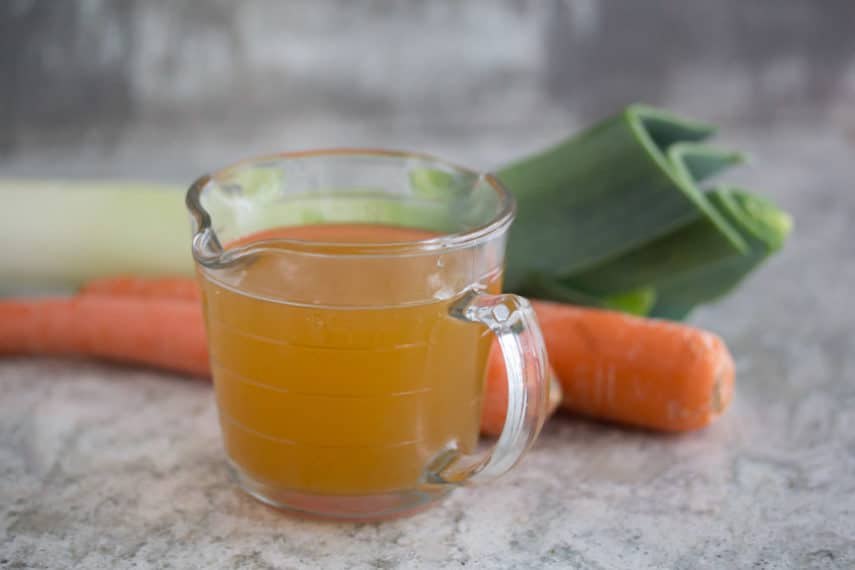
[427,290,550,485]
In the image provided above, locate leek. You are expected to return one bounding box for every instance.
[0,104,792,320]
[0,182,455,293]
[0,180,192,294]
[496,104,789,319]
[498,104,747,291]
[534,186,791,320]
[648,187,792,318]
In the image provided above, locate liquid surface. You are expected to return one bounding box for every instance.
[200,224,499,495]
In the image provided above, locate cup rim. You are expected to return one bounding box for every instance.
[186,148,517,263]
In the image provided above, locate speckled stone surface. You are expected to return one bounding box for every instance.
[2,125,854,569]
[4,1,855,566]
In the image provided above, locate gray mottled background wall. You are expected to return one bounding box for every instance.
[1,0,853,180]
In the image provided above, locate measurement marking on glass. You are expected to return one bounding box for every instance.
[211,357,433,397]
[219,410,426,448]
[207,316,429,351]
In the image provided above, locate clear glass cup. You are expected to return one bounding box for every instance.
[186,149,549,520]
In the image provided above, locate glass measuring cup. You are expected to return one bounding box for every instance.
[186,150,549,519]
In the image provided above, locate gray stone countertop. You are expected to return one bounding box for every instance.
[1,126,854,569]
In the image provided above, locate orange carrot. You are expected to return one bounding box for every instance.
[11,277,734,434]
[479,346,512,436]
[479,354,563,437]
[80,276,201,301]
[0,296,209,376]
[480,301,734,433]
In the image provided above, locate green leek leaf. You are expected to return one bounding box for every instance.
[519,186,790,319]
[521,273,656,316]
[649,187,792,318]
[498,104,746,292]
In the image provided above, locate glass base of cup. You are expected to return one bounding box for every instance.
[228,461,453,521]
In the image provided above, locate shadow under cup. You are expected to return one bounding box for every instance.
[186,150,544,520]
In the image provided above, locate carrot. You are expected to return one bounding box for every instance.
[480,301,734,433]
[479,355,563,437]
[80,276,201,301]
[7,277,734,434]
[479,347,512,437]
[0,296,208,376]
